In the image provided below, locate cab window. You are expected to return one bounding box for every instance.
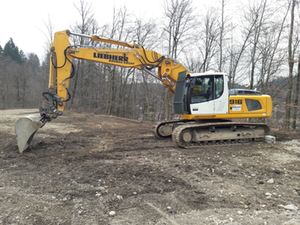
[191,75,224,103]
[215,75,224,98]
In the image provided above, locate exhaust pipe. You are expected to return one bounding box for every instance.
[15,116,43,153]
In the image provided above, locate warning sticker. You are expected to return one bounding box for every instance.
[232,105,241,111]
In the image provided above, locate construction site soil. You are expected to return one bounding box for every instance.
[1,109,300,225]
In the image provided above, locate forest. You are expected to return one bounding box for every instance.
[0,0,299,130]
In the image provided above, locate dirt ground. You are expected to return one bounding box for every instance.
[1,109,300,225]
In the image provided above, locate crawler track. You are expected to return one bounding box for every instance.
[153,119,191,138]
[172,122,270,148]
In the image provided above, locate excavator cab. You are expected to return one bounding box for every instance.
[187,73,228,115]
[176,71,272,121]
[174,72,228,117]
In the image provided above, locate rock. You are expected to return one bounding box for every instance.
[265,192,272,199]
[267,178,274,184]
[237,211,243,215]
[265,135,276,143]
[116,195,123,200]
[109,211,116,216]
[283,218,300,225]
[284,204,299,211]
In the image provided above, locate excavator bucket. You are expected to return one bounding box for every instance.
[15,115,43,153]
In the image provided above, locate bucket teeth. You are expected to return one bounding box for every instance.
[15,116,43,153]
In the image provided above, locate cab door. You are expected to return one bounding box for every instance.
[190,75,228,115]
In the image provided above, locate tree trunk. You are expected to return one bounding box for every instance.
[219,0,225,72]
[292,55,300,129]
[285,0,295,129]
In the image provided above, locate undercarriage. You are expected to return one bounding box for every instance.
[153,120,271,148]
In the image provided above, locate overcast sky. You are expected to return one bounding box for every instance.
[1,0,219,61]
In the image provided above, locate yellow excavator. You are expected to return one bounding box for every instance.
[15,30,273,153]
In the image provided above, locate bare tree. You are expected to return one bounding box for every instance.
[292,55,300,129]
[226,23,251,88]
[104,6,133,116]
[163,0,196,58]
[218,0,231,72]
[257,2,290,94]
[70,0,98,109]
[133,18,160,120]
[285,0,296,129]
[41,15,55,60]
[196,7,219,72]
[244,0,268,89]
[162,0,196,120]
[228,0,269,88]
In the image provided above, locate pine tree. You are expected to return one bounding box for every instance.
[0,45,3,58]
[3,38,25,64]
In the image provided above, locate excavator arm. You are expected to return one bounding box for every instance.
[42,30,188,119]
[15,30,189,152]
